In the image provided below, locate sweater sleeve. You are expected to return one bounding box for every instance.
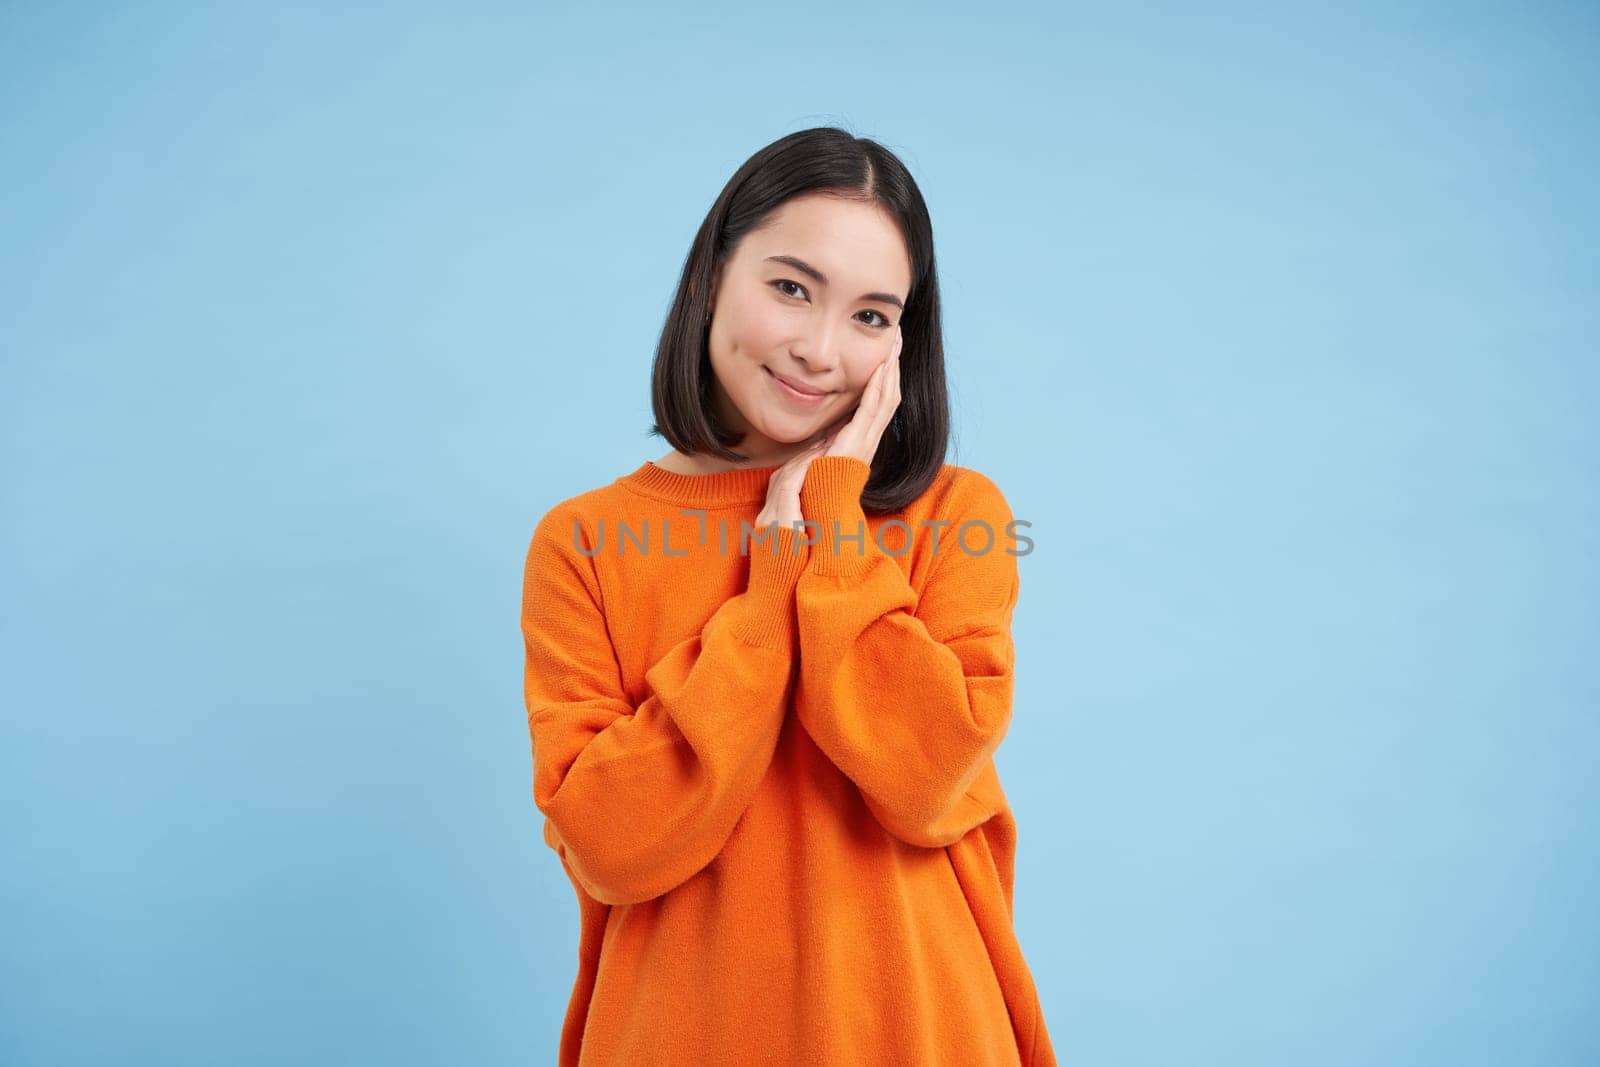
[793,457,1022,849]
[521,504,810,905]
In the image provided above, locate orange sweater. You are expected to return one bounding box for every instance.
[520,455,1056,1066]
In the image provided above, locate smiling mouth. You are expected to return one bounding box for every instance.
[766,367,830,397]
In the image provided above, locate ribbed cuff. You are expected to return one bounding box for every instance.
[799,456,875,577]
[728,522,810,649]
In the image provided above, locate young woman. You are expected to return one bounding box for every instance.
[521,127,1056,1066]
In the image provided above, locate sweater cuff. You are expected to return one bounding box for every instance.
[728,522,810,650]
[799,456,876,578]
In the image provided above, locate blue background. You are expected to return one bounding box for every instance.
[3,3,1595,1064]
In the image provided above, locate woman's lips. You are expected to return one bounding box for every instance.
[766,366,831,404]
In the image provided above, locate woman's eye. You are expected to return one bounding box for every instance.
[772,279,893,329]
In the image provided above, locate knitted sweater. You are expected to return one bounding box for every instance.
[520,454,1056,1066]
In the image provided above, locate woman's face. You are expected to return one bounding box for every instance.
[705,192,911,462]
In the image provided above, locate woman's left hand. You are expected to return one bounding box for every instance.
[821,326,902,463]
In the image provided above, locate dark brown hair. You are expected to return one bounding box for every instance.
[647,126,950,515]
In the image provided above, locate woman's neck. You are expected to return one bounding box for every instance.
[655,449,793,475]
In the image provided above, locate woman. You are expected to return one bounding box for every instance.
[521,127,1056,1066]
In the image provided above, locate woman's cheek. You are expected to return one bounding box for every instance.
[746,315,792,354]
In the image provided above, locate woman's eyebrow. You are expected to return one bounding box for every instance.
[765,254,904,311]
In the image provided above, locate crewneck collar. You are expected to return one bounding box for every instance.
[619,460,783,507]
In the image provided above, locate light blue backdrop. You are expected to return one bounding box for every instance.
[3,3,1594,1064]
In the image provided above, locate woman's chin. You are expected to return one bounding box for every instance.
[755,413,828,445]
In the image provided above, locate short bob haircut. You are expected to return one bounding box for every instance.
[648,126,950,516]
